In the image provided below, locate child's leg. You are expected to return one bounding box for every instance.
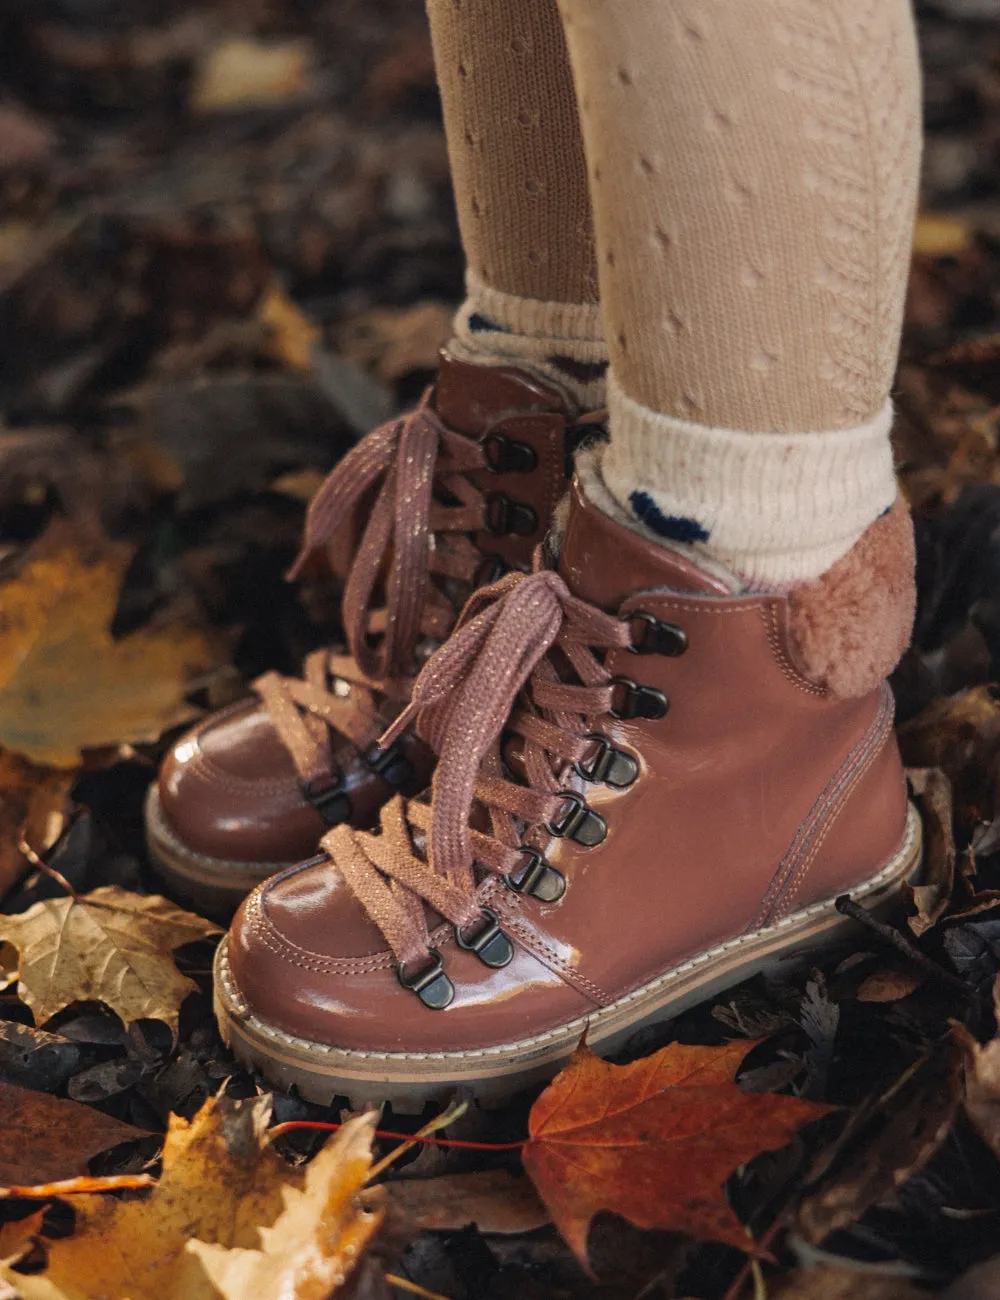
[557,0,921,585]
[428,0,607,406]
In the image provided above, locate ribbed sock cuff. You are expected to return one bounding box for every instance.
[602,370,899,588]
[450,272,608,410]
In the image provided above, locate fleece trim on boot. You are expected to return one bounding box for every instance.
[786,496,915,699]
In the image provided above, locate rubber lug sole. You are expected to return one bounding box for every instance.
[145,784,293,919]
[214,802,923,1112]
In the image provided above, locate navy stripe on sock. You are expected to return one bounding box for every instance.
[629,491,710,544]
[548,356,609,384]
[467,313,511,334]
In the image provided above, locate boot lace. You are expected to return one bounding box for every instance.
[322,564,633,968]
[254,392,492,786]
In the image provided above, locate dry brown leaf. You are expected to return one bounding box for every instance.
[0,522,220,767]
[0,1209,45,1267]
[899,690,1000,831]
[0,106,55,171]
[189,1114,383,1298]
[0,1082,146,1187]
[855,966,924,1004]
[0,886,221,1037]
[773,1267,924,1299]
[523,1040,832,1267]
[340,302,453,382]
[387,1170,550,1235]
[959,980,1000,1160]
[797,1038,965,1244]
[190,38,314,114]
[258,282,321,374]
[944,1253,1000,1300]
[903,768,957,935]
[0,748,73,902]
[0,1096,378,1300]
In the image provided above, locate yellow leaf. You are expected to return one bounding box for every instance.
[0,523,220,767]
[190,38,314,114]
[258,282,320,374]
[0,886,220,1037]
[913,213,972,259]
[0,1097,380,1300]
[188,1114,383,1299]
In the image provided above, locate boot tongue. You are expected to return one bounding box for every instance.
[433,350,568,437]
[558,478,732,611]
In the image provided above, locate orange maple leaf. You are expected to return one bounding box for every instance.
[522,1040,834,1267]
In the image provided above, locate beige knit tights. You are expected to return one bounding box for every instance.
[556,0,921,585]
[426,0,607,408]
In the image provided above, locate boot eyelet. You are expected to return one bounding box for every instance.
[365,740,414,789]
[575,733,639,789]
[302,774,351,825]
[505,847,565,901]
[486,493,538,537]
[397,949,455,1009]
[628,612,688,657]
[483,433,538,474]
[454,906,513,967]
[610,677,668,721]
[546,791,607,846]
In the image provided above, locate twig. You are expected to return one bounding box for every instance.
[384,1276,450,1300]
[721,1212,788,1300]
[17,826,177,920]
[833,895,972,997]
[0,1173,154,1199]
[17,827,79,901]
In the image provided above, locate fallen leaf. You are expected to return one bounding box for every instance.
[913,213,973,259]
[0,1021,81,1092]
[190,38,314,114]
[0,886,221,1037]
[387,1171,550,1235]
[900,691,1000,834]
[902,768,957,934]
[0,106,55,171]
[0,1095,377,1300]
[944,1253,1000,1300]
[797,1037,965,1244]
[0,522,220,767]
[188,1114,383,1298]
[0,1210,45,1267]
[258,282,321,374]
[340,302,453,382]
[0,748,73,901]
[773,1267,924,1299]
[0,1082,146,1186]
[522,1040,833,1267]
[959,979,1000,1159]
[855,967,924,1003]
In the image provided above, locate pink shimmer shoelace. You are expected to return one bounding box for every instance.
[322,565,632,967]
[254,392,491,786]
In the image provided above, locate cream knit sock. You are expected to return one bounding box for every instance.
[426,0,603,408]
[600,375,897,588]
[557,0,921,583]
[450,274,608,409]
[427,0,607,410]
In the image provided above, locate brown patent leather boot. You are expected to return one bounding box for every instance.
[215,477,922,1108]
[146,354,583,913]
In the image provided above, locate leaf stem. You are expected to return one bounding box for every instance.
[269,1118,525,1152]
